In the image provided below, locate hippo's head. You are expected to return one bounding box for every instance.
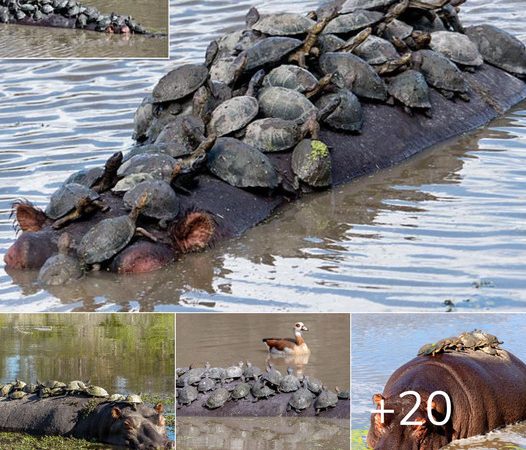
[108,403,173,449]
[366,393,451,450]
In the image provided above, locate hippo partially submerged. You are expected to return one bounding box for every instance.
[4,0,526,283]
[0,394,173,449]
[367,340,526,449]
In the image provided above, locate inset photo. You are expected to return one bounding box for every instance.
[0,0,169,58]
[176,313,350,450]
[352,314,526,449]
[0,313,174,449]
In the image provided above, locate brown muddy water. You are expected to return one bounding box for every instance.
[352,314,526,449]
[0,0,168,58]
[176,313,350,450]
[0,0,525,312]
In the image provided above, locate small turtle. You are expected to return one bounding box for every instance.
[353,36,400,66]
[181,364,210,386]
[45,183,106,229]
[9,391,27,400]
[323,10,384,35]
[197,374,215,393]
[430,31,483,69]
[204,386,230,409]
[263,65,319,93]
[288,384,314,413]
[248,10,316,36]
[78,193,151,265]
[336,387,350,400]
[340,0,397,13]
[38,233,83,286]
[117,153,177,181]
[382,19,413,42]
[64,380,86,394]
[315,88,363,132]
[251,381,275,401]
[41,4,54,14]
[207,367,227,381]
[225,361,244,381]
[108,393,126,402]
[260,363,283,388]
[63,167,104,189]
[258,87,317,121]
[39,380,63,389]
[192,80,233,123]
[291,139,332,188]
[125,394,143,410]
[152,64,209,104]
[279,368,301,393]
[207,138,279,189]
[86,386,109,398]
[387,69,431,115]
[319,52,388,101]
[178,379,198,406]
[304,376,323,395]
[243,37,303,71]
[207,96,259,137]
[315,386,339,414]
[418,342,438,356]
[231,377,251,400]
[1,383,13,396]
[243,362,262,380]
[23,383,38,394]
[317,34,346,53]
[13,379,26,390]
[465,25,526,79]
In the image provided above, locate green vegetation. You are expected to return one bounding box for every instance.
[352,428,369,450]
[309,140,329,161]
[0,433,107,450]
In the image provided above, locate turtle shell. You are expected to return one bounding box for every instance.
[63,167,104,188]
[430,31,483,67]
[259,87,317,121]
[388,69,431,109]
[205,387,230,408]
[38,253,83,286]
[384,19,413,41]
[45,183,100,219]
[251,381,275,399]
[244,37,302,71]
[208,138,279,189]
[408,0,449,10]
[231,382,251,400]
[315,389,338,412]
[414,50,467,93]
[243,362,262,380]
[260,365,282,387]
[304,376,323,394]
[319,52,388,101]
[263,65,319,93]
[340,0,397,14]
[154,115,205,158]
[152,64,209,103]
[251,13,315,36]
[279,370,301,393]
[316,90,363,132]
[86,386,109,397]
[289,387,313,411]
[292,139,332,188]
[178,381,198,405]
[78,215,135,264]
[465,24,526,77]
[225,362,244,379]
[117,153,176,181]
[317,34,345,53]
[243,117,302,153]
[354,36,399,65]
[323,10,384,35]
[197,376,215,393]
[123,180,180,222]
[208,96,259,137]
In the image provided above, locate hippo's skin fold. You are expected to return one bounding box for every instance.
[4,64,526,275]
[367,350,526,449]
[0,395,173,449]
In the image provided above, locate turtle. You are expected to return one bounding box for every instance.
[279,368,301,393]
[64,380,87,394]
[248,10,316,36]
[1,383,13,396]
[207,96,259,137]
[258,87,317,121]
[41,4,54,14]
[412,49,469,101]
[260,363,283,388]
[430,31,483,69]
[152,64,209,104]
[77,193,152,265]
[13,379,26,390]
[382,18,413,42]
[291,139,332,188]
[314,387,339,415]
[353,36,400,66]
[45,183,107,229]
[38,380,64,389]
[319,52,388,101]
[480,331,503,348]
[207,367,227,381]
[465,24,526,79]
[192,80,233,123]
[153,114,207,158]
[251,381,275,401]
[225,361,244,381]
[63,167,104,189]
[243,37,303,71]
[125,394,143,410]
[304,376,323,395]
[288,384,314,413]
[113,173,157,193]
[117,153,177,181]
[38,233,83,286]
[9,391,27,400]
[340,0,397,14]
[336,387,350,400]
[182,364,210,386]
[207,138,279,189]
[86,386,109,398]
[387,69,432,115]
[108,393,127,402]
[204,387,230,409]
[123,178,180,229]
[315,88,363,132]
[458,331,478,350]
[322,10,384,35]
[22,383,38,394]
[231,377,251,400]
[243,362,262,380]
[197,374,216,393]
[317,34,346,53]
[90,151,124,193]
[177,379,198,406]
[263,65,319,93]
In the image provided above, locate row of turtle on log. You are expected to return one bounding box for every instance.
[417,329,503,357]
[177,361,349,414]
[8,0,526,283]
[0,378,145,407]
[0,0,147,33]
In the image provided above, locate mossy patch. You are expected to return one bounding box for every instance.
[309,140,329,161]
[352,428,369,450]
[0,432,106,449]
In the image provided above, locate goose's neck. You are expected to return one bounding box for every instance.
[295,330,305,345]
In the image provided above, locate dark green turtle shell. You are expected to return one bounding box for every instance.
[45,183,100,219]
[123,180,180,221]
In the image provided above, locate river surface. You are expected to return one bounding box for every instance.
[176,313,350,449]
[0,0,525,312]
[0,0,168,58]
[352,313,526,449]
[0,313,175,445]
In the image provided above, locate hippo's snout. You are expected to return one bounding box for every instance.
[4,232,56,270]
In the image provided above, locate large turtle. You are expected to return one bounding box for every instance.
[207,96,259,137]
[231,377,251,401]
[178,379,198,406]
[263,65,319,93]
[243,37,303,71]
[260,363,283,388]
[291,139,332,188]
[314,387,339,415]
[118,153,177,181]
[152,64,209,104]
[78,193,152,265]
[430,31,483,69]
[197,374,215,393]
[204,386,231,409]
[288,384,314,413]
[353,35,400,66]
[247,9,316,36]
[279,368,301,393]
[387,69,432,115]
[251,381,275,401]
[258,86,317,121]
[315,88,363,132]
[225,361,244,381]
[38,233,83,286]
[207,138,279,189]
[323,10,384,35]
[243,362,262,380]
[340,0,397,13]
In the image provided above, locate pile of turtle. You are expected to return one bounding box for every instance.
[0,0,147,33]
[417,329,503,357]
[0,379,144,407]
[176,361,350,415]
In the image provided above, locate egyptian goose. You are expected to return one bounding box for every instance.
[262,322,310,355]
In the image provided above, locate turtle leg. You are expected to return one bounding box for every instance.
[93,199,109,212]
[136,227,158,242]
[52,208,83,229]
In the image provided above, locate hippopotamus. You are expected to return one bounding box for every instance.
[0,394,173,449]
[367,350,526,449]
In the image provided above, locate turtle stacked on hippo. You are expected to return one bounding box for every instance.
[5,0,526,284]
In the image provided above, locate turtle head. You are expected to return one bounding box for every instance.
[57,233,72,254]
[245,6,260,27]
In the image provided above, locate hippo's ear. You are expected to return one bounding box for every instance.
[372,393,385,406]
[411,418,428,439]
[124,419,134,430]
[154,403,164,414]
[111,407,122,420]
